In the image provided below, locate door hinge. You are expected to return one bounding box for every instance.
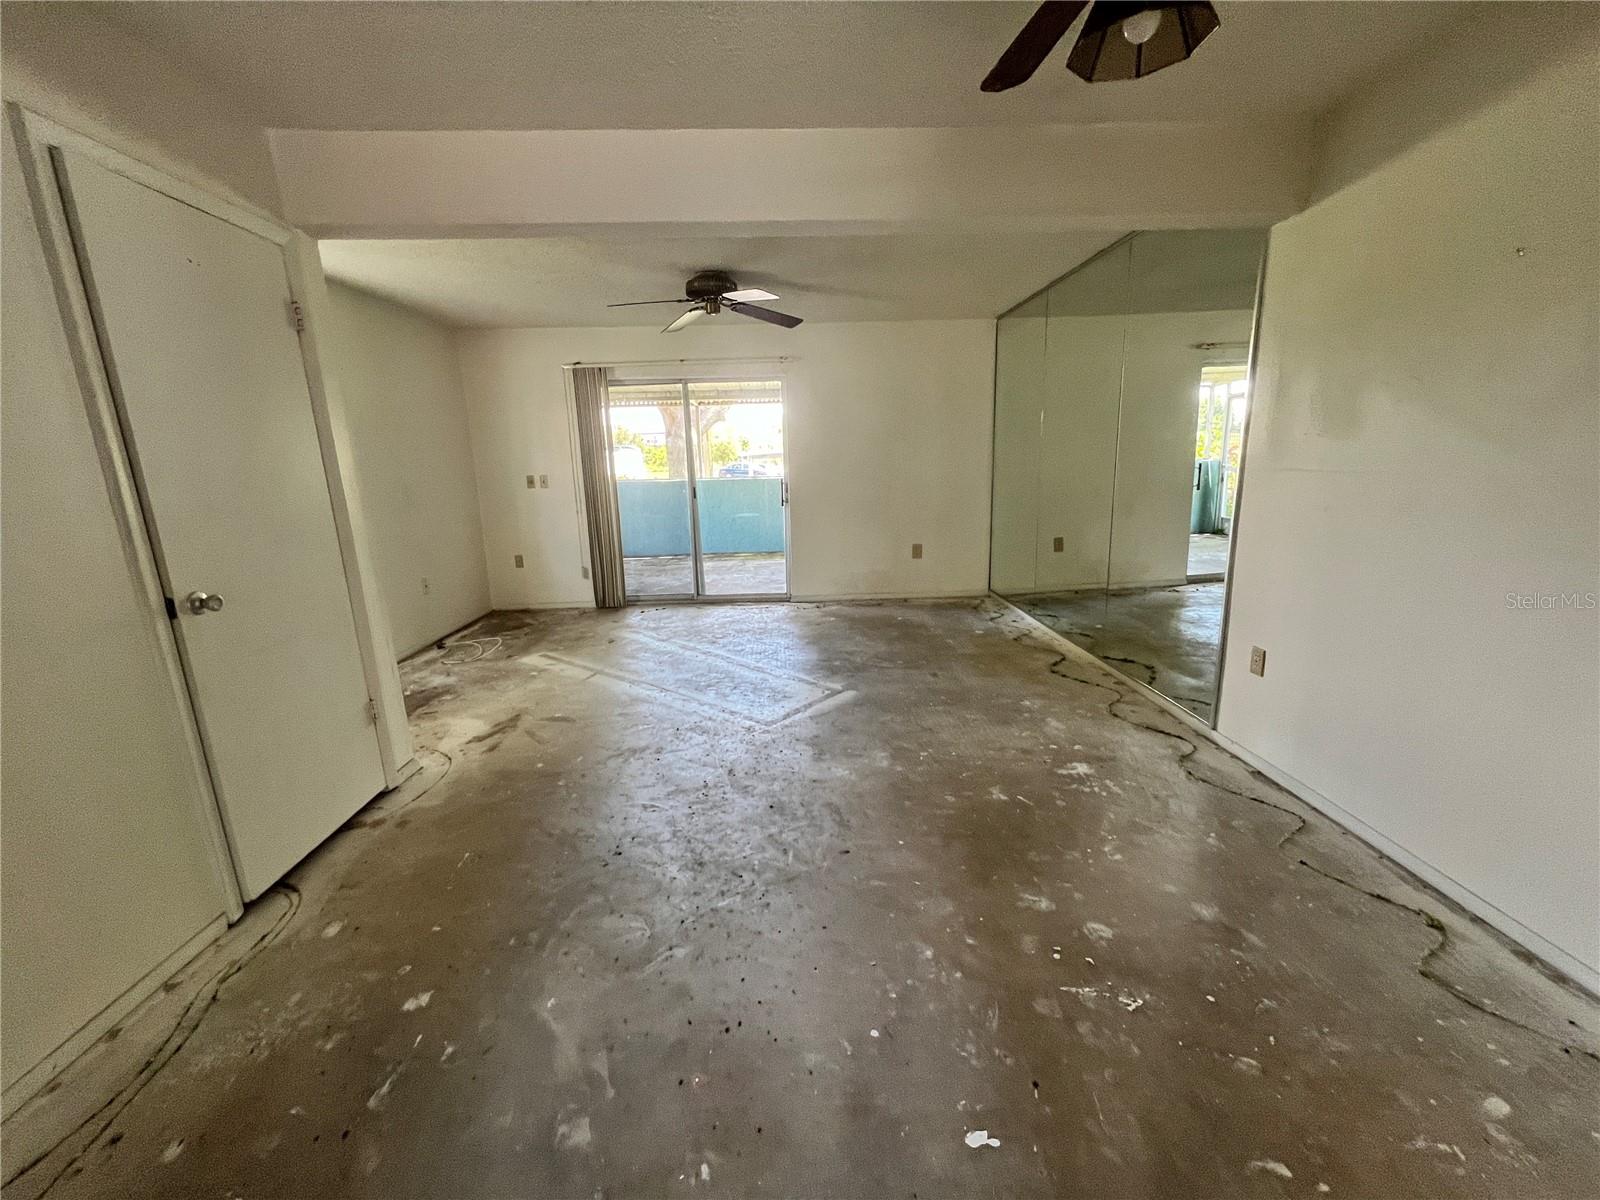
[163,595,178,620]
[289,299,305,331]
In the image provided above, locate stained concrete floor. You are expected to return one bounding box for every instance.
[6,601,1597,1199]
[1020,584,1225,722]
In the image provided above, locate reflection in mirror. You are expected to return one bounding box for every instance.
[990,229,1267,724]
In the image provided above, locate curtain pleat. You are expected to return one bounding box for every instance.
[571,366,626,608]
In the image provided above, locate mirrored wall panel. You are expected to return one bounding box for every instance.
[990,229,1267,723]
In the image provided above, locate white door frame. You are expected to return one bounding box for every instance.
[7,104,419,914]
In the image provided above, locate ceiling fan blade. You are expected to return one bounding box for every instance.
[726,301,802,329]
[606,298,692,307]
[981,0,1090,92]
[721,288,779,303]
[663,307,707,333]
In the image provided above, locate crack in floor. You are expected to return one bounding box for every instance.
[991,600,1599,1063]
[7,748,458,1200]
[8,885,302,1200]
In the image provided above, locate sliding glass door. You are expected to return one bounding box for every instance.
[607,382,697,597]
[607,378,788,601]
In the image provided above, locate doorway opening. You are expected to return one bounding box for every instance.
[1188,362,1248,581]
[607,378,788,601]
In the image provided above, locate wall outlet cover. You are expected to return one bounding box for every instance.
[1249,645,1266,676]
[539,474,550,488]
[526,474,537,489]
[1053,536,1064,552]
[911,543,923,560]
[514,554,525,569]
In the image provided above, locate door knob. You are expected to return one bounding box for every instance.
[185,591,224,615]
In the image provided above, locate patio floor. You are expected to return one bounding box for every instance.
[624,552,788,598]
[1187,532,1231,578]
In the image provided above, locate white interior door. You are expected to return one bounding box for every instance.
[56,149,385,900]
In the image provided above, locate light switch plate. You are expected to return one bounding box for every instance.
[911,543,923,560]
[514,554,525,569]
[1249,646,1266,676]
[540,474,549,488]
[526,475,537,489]
[1053,536,1064,552]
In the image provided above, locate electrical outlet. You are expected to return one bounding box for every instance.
[514,554,525,569]
[911,543,923,560]
[1053,536,1064,552]
[539,474,550,489]
[1249,645,1266,677]
[526,474,537,489]
[582,566,591,580]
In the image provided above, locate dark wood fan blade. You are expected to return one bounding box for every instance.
[726,301,802,329]
[981,0,1090,92]
[606,298,692,307]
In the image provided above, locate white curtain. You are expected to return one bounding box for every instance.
[570,366,625,608]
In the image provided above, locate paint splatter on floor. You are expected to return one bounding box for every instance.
[5,602,1595,1200]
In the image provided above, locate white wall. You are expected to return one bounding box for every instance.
[0,120,230,1095]
[1219,18,1600,985]
[455,321,996,606]
[325,283,490,655]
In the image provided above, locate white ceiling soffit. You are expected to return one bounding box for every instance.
[318,232,1124,328]
[272,123,1311,238]
[94,1,1469,132]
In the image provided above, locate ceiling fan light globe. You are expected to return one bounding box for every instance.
[1120,9,1162,45]
[1064,1,1219,83]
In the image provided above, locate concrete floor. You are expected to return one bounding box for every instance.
[1021,584,1225,722]
[6,601,1597,1199]
[1188,533,1231,579]
[626,553,788,597]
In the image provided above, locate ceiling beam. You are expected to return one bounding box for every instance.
[269,122,1311,239]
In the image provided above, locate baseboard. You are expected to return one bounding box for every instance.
[496,600,597,611]
[400,608,498,658]
[1109,576,1191,590]
[999,596,1600,997]
[1,915,228,1119]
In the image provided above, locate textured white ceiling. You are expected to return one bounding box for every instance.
[76,0,1466,329]
[95,1,1468,131]
[318,231,1120,328]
